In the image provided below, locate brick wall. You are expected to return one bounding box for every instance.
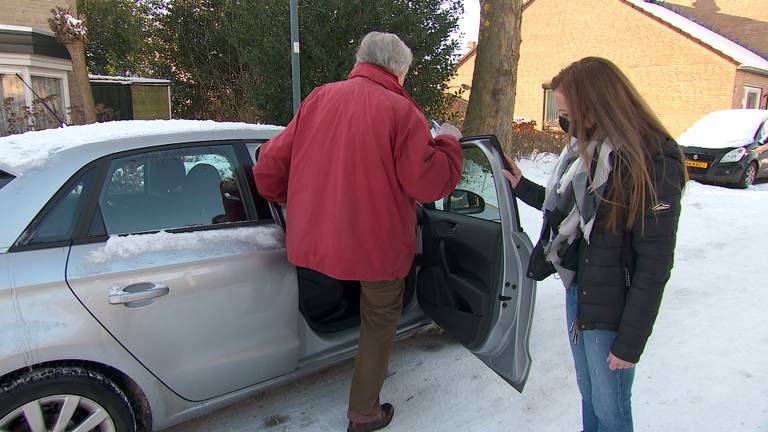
[0,0,77,32]
[452,0,740,137]
[663,0,768,59]
[732,70,768,109]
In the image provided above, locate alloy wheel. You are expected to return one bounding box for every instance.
[0,395,116,432]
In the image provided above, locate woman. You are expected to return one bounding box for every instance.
[504,57,686,432]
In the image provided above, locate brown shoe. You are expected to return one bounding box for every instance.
[347,403,394,432]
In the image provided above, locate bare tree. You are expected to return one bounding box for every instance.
[462,0,523,150]
[49,6,97,124]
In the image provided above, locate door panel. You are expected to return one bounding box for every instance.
[65,142,300,402]
[418,136,535,391]
[418,211,502,345]
[66,234,298,401]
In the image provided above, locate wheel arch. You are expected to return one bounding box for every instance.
[0,359,152,432]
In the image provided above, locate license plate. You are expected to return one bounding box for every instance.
[685,160,708,169]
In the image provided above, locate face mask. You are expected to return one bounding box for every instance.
[559,115,596,141]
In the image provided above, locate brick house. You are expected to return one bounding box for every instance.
[0,0,77,134]
[449,0,768,137]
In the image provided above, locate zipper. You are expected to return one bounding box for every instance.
[569,318,579,345]
[624,265,632,287]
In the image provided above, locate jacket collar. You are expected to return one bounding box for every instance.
[347,63,421,109]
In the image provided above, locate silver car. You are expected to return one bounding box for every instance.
[0,121,535,431]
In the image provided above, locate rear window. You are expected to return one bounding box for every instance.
[0,170,14,190]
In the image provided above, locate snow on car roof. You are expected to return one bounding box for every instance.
[677,109,768,149]
[0,120,282,175]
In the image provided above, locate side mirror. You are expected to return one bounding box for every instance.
[443,189,485,215]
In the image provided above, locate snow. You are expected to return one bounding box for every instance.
[88,75,171,85]
[625,0,768,73]
[0,120,281,175]
[86,225,284,264]
[677,109,768,149]
[168,153,767,432]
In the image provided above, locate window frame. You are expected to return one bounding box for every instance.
[0,64,71,132]
[11,162,107,253]
[542,85,558,130]
[0,170,15,190]
[743,86,762,109]
[11,139,275,253]
[428,143,505,224]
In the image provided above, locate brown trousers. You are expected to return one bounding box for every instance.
[347,278,405,423]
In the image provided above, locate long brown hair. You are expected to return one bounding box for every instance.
[551,57,683,231]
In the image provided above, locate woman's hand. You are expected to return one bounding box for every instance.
[607,352,635,370]
[502,155,523,189]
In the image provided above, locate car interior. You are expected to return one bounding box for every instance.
[263,145,506,345]
[100,153,248,234]
[297,264,419,333]
[294,204,503,347]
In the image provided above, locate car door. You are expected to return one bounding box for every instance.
[418,136,536,391]
[65,141,300,402]
[756,119,768,177]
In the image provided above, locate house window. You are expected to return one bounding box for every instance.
[543,88,558,129]
[0,73,26,136]
[0,67,70,136]
[31,76,65,130]
[743,86,762,109]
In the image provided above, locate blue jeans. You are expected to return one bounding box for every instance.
[566,284,634,432]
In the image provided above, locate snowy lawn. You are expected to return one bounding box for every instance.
[168,155,767,432]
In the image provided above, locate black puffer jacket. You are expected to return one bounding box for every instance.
[515,137,685,363]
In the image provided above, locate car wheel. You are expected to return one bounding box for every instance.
[0,366,136,432]
[739,162,758,188]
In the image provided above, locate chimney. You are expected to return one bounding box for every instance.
[467,41,477,50]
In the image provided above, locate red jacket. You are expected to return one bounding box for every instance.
[253,63,463,281]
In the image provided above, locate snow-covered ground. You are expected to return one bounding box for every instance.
[168,155,768,432]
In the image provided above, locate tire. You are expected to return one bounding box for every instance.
[738,162,758,189]
[0,366,136,432]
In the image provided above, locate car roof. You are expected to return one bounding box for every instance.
[0,120,283,177]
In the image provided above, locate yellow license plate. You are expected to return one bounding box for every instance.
[685,160,708,169]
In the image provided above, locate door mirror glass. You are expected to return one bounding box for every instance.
[442,189,485,215]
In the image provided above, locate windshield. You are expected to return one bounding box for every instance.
[0,170,14,190]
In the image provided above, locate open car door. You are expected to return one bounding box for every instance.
[418,135,536,391]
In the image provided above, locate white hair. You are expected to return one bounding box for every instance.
[355,31,413,78]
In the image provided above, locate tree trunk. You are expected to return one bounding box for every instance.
[462,0,523,152]
[66,40,97,124]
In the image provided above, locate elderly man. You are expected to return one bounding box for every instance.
[253,31,463,432]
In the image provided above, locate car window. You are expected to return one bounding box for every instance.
[99,145,248,235]
[758,120,768,144]
[433,147,501,222]
[0,170,14,190]
[21,168,96,245]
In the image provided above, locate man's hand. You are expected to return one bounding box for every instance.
[502,155,523,189]
[607,352,635,371]
[436,122,462,140]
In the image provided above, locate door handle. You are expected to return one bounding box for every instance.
[109,283,170,305]
[435,222,458,237]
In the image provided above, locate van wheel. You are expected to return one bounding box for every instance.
[0,366,136,432]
